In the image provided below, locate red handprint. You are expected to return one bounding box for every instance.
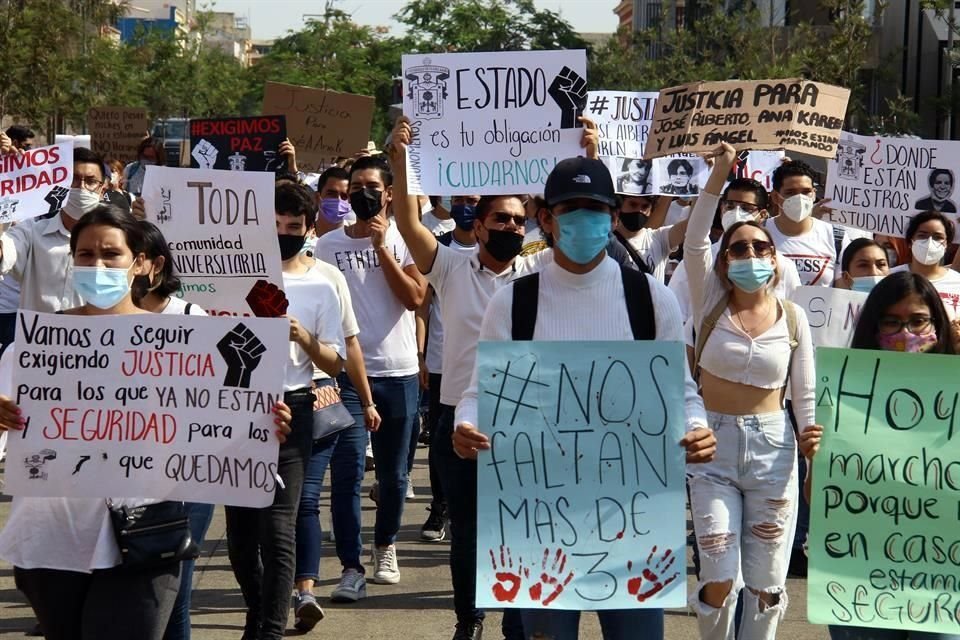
[626,546,679,602]
[489,546,524,603]
[528,548,574,607]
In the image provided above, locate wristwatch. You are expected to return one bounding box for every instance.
[362,402,377,409]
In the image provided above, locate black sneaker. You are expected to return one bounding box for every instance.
[420,505,447,541]
[452,621,483,640]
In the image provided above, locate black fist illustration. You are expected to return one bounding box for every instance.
[548,66,588,130]
[217,323,267,389]
[45,186,69,216]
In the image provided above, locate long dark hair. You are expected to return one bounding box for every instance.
[133,221,181,299]
[850,271,956,354]
[69,205,145,256]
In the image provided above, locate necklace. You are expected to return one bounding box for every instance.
[734,298,773,335]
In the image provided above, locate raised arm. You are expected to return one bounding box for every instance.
[388,116,440,274]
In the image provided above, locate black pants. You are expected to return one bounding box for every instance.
[225,391,313,640]
[15,564,180,640]
[426,372,446,510]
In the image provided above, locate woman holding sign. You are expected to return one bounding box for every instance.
[801,271,958,640]
[888,211,960,318]
[0,205,293,640]
[684,143,818,640]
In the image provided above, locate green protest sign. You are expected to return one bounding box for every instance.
[808,347,960,634]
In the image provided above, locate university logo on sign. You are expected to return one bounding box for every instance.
[835,137,866,181]
[406,59,451,120]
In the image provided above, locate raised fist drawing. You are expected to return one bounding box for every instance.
[191,139,219,169]
[246,279,289,318]
[548,66,588,130]
[216,323,266,388]
[45,185,69,216]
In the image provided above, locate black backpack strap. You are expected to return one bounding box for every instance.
[613,230,652,275]
[620,267,655,340]
[511,273,540,341]
[184,302,193,315]
[438,231,454,247]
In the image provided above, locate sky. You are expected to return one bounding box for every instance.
[206,0,619,40]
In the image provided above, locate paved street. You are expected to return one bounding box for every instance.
[0,448,827,639]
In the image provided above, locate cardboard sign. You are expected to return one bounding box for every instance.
[189,115,288,173]
[87,107,149,162]
[6,311,289,508]
[475,341,686,610]
[141,166,285,317]
[0,142,73,223]
[262,82,375,173]
[789,287,866,348]
[824,131,960,236]
[586,90,783,196]
[643,79,850,160]
[402,50,588,195]
[809,348,960,634]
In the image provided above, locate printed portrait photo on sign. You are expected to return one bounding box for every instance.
[915,168,957,213]
[617,158,653,195]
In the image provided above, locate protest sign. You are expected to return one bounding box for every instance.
[643,79,850,160]
[402,50,588,195]
[262,82,375,173]
[55,134,92,149]
[141,166,285,317]
[824,131,960,236]
[189,115,288,173]
[0,142,73,223]
[585,90,782,196]
[5,311,288,508]
[789,287,866,348]
[87,106,149,162]
[808,348,960,634]
[475,341,686,610]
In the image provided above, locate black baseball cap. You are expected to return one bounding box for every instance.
[544,157,617,208]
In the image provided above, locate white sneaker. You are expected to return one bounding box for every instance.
[372,544,400,584]
[330,568,367,602]
[406,473,415,500]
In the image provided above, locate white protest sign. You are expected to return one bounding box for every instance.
[0,142,73,222]
[55,134,92,149]
[6,311,289,508]
[402,50,588,195]
[142,166,285,317]
[825,131,960,236]
[585,90,782,196]
[789,286,866,348]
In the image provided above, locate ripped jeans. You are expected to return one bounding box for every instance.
[688,410,798,640]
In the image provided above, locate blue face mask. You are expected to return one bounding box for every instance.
[727,258,774,293]
[450,203,477,231]
[554,208,612,265]
[73,265,133,309]
[851,275,883,294]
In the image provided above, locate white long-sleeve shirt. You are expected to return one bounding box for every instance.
[684,192,816,427]
[455,256,707,431]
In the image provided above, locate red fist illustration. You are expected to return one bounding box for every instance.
[626,546,679,602]
[246,279,288,318]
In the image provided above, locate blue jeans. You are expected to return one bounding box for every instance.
[519,608,664,640]
[341,373,419,546]
[163,502,215,640]
[830,629,960,640]
[295,378,366,579]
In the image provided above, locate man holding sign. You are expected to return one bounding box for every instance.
[453,156,715,639]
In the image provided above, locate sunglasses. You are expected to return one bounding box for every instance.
[490,212,526,227]
[727,239,775,259]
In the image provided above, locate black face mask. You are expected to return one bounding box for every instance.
[620,213,648,232]
[350,188,383,221]
[278,234,306,261]
[483,229,524,262]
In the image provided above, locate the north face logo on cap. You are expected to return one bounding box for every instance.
[572,174,591,183]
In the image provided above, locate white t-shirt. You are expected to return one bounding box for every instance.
[625,227,674,283]
[766,217,845,286]
[422,211,456,236]
[890,264,960,319]
[314,221,418,377]
[309,259,359,380]
[282,270,346,391]
[425,237,477,374]
[161,296,207,316]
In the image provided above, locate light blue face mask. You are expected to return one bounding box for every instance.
[851,274,884,294]
[554,208,611,265]
[72,265,133,309]
[727,258,774,293]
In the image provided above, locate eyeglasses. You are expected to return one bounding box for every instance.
[721,200,760,214]
[914,231,947,243]
[489,212,526,228]
[71,176,104,191]
[727,239,774,259]
[877,316,934,336]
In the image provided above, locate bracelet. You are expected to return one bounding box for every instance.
[362,402,377,409]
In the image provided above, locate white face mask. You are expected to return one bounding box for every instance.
[721,206,756,231]
[63,188,102,220]
[912,238,946,266]
[781,193,815,223]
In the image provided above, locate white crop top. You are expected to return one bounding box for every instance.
[684,192,817,428]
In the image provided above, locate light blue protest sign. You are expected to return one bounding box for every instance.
[475,341,687,610]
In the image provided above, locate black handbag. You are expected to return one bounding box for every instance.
[108,500,199,570]
[312,382,356,440]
